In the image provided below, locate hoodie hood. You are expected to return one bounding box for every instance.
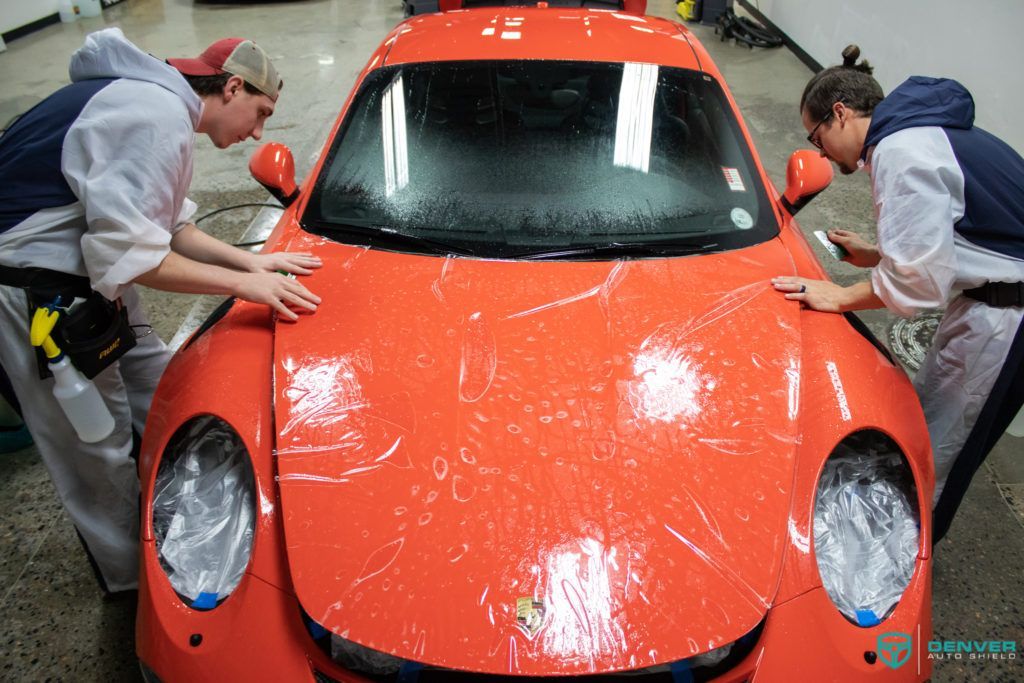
[69,28,203,129]
[861,76,975,160]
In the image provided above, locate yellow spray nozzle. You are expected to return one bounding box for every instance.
[30,308,63,359]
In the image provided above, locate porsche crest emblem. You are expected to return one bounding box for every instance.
[516,597,546,636]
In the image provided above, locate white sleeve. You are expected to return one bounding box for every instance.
[869,127,966,318]
[61,82,195,300]
[174,197,198,233]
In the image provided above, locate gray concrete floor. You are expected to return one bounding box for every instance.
[0,0,1022,680]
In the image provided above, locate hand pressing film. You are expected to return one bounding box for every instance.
[813,230,850,260]
[276,270,315,321]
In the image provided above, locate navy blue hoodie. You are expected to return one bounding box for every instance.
[862,76,1024,260]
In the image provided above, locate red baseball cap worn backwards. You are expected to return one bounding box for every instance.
[168,37,282,101]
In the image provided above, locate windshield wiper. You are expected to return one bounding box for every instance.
[513,239,720,260]
[309,221,477,256]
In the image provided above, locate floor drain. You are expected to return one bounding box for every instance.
[888,312,944,371]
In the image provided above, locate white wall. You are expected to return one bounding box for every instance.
[1,1,60,35]
[752,0,1024,153]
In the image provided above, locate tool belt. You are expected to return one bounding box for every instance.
[0,264,136,379]
[962,281,1024,308]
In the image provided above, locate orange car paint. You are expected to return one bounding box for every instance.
[136,7,932,681]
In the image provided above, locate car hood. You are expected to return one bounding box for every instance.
[273,233,802,675]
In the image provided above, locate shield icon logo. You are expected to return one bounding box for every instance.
[877,632,913,669]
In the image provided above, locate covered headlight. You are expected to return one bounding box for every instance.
[152,415,256,608]
[813,430,919,626]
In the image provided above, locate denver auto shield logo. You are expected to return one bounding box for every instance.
[878,632,913,669]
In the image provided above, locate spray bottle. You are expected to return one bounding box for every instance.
[30,303,115,443]
[57,0,78,23]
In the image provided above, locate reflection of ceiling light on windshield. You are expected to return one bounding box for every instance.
[613,62,658,173]
[381,74,409,197]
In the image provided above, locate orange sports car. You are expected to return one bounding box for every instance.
[136,2,933,680]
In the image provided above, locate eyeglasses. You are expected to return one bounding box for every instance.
[807,111,833,150]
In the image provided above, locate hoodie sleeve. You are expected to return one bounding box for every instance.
[869,127,966,318]
[61,80,195,300]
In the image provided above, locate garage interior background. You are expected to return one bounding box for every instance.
[0,0,1022,681]
[3,0,1022,153]
[737,0,1023,154]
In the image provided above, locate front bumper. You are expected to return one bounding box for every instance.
[724,559,933,682]
[136,551,931,682]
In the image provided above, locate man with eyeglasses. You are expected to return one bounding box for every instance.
[772,45,1024,544]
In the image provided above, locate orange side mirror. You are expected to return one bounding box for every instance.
[249,142,299,208]
[780,150,833,216]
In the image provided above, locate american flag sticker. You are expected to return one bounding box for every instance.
[722,167,746,192]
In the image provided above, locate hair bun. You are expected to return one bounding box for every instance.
[842,44,860,67]
[840,44,874,74]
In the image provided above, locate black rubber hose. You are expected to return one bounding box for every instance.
[736,15,783,46]
[194,203,282,226]
[715,9,783,49]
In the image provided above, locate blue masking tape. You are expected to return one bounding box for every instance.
[397,661,424,683]
[856,609,881,627]
[670,659,695,683]
[191,592,218,610]
[307,621,329,640]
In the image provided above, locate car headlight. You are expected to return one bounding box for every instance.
[152,415,256,608]
[813,429,920,626]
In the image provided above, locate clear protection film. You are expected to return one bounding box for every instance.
[325,629,753,680]
[153,415,256,604]
[813,430,919,625]
[272,238,804,675]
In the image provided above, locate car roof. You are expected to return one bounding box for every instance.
[383,7,705,71]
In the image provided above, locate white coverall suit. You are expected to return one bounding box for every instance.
[867,129,1024,534]
[864,131,1024,544]
[857,75,1024,545]
[0,28,201,591]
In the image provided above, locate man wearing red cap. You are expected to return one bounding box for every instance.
[168,36,285,148]
[0,28,320,594]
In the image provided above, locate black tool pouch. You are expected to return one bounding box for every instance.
[54,292,137,379]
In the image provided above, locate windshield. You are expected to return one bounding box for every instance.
[304,60,777,258]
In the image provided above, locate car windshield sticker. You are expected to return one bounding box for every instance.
[516,597,546,636]
[731,207,754,229]
[722,167,746,192]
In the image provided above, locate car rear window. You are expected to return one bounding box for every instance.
[304,60,777,259]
